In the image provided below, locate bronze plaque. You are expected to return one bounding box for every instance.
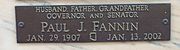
[16,4,170,43]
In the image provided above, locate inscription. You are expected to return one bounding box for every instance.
[16,4,170,43]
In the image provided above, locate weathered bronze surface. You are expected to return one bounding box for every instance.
[16,4,170,43]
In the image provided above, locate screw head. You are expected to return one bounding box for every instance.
[162,19,168,25]
[18,22,24,28]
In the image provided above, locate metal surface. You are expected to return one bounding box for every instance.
[16,3,170,43]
